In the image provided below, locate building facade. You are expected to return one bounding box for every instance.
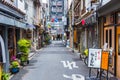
[97,0,120,78]
[0,0,26,79]
[49,0,64,22]
[0,0,43,79]
[68,0,120,78]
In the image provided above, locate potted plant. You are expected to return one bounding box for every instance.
[17,39,31,66]
[10,56,20,74]
[44,34,51,45]
[1,72,10,80]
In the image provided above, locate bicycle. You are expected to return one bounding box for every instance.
[80,49,88,65]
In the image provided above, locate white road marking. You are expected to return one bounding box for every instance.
[63,74,85,80]
[61,61,79,69]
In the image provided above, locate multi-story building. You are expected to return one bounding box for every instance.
[49,0,64,22]
[48,0,68,39]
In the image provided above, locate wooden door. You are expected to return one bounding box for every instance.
[104,26,114,73]
[116,27,120,78]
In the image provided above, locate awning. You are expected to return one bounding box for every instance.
[75,13,96,26]
[15,20,26,29]
[0,13,14,26]
[0,13,26,29]
[85,13,96,25]
[26,23,36,29]
[97,0,120,17]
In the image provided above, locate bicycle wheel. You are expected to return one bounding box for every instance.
[80,53,83,60]
[84,57,88,65]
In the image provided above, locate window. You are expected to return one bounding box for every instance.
[109,29,112,47]
[110,14,114,23]
[25,2,28,10]
[117,12,120,24]
[103,17,106,23]
[118,34,120,55]
[106,30,108,43]
[104,28,114,49]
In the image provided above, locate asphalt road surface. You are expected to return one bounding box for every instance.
[10,41,95,80]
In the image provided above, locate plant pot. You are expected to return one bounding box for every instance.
[10,68,19,74]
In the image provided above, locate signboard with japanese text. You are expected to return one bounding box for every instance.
[88,48,102,68]
[101,51,109,70]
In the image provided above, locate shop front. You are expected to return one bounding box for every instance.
[0,15,26,77]
[116,12,120,78]
[103,14,115,74]
[0,26,7,80]
[97,0,120,77]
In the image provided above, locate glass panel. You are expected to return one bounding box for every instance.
[118,34,120,55]
[109,29,112,47]
[106,30,108,43]
[117,12,120,24]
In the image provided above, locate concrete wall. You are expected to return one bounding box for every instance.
[25,0,34,24]
[17,0,26,13]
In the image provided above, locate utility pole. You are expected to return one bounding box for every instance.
[72,0,74,52]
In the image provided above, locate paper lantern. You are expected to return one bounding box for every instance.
[81,19,85,25]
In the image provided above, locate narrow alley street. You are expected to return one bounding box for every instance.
[10,41,94,80]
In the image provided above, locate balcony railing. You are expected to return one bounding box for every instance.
[52,2,56,6]
[57,1,62,6]
[81,7,86,15]
[57,9,62,12]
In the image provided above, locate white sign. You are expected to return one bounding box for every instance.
[88,48,102,68]
[63,74,85,80]
[61,61,78,69]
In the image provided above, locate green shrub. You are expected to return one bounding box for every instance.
[17,39,31,53]
[2,72,10,80]
[17,39,31,63]
[10,60,20,68]
[44,34,51,44]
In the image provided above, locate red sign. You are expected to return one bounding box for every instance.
[81,19,85,25]
[51,18,54,22]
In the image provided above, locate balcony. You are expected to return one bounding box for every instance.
[57,9,62,13]
[81,7,86,15]
[52,2,56,6]
[57,1,62,6]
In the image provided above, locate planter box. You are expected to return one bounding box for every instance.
[10,68,19,74]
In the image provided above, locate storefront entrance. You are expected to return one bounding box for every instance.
[116,27,120,78]
[104,26,115,73]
